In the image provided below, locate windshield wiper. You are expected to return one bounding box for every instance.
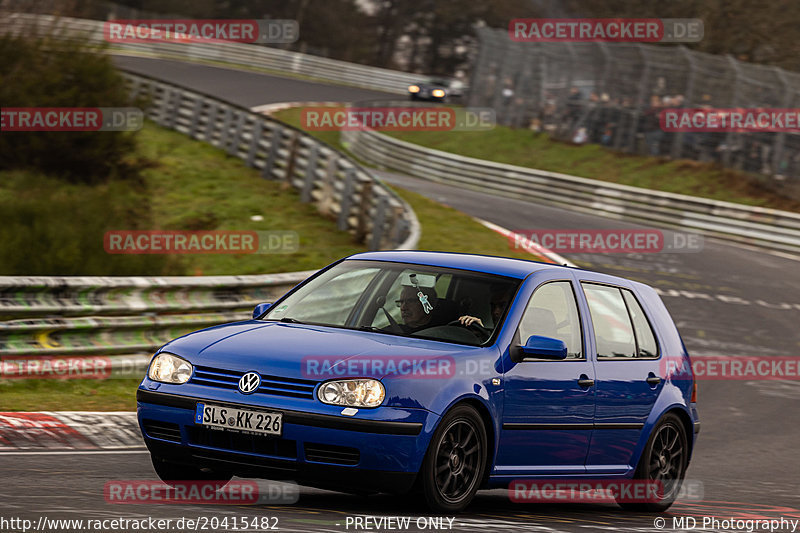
[279,317,304,324]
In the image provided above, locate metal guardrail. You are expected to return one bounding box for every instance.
[0,13,426,95]
[343,128,800,255]
[0,271,312,360]
[124,71,419,252]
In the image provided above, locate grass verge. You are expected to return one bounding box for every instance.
[0,378,142,411]
[0,121,366,276]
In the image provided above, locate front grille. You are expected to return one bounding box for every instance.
[188,426,297,458]
[304,443,360,466]
[191,366,317,399]
[142,420,182,442]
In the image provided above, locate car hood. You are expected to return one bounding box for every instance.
[161,320,464,380]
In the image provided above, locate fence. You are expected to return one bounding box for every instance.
[468,27,800,198]
[343,126,800,256]
[0,13,426,95]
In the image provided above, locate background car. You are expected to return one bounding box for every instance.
[137,251,699,513]
[408,80,450,101]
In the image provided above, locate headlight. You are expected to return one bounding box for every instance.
[432,89,445,97]
[408,85,420,93]
[148,353,193,384]
[317,379,385,408]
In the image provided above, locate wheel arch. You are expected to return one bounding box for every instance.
[431,395,496,488]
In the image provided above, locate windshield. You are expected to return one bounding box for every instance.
[263,260,520,346]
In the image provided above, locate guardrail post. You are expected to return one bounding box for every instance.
[389,205,406,248]
[129,76,141,101]
[246,120,263,167]
[301,144,319,202]
[189,97,204,139]
[219,107,233,148]
[370,196,388,251]
[264,124,283,179]
[158,85,172,127]
[167,90,181,129]
[355,180,373,242]
[228,111,246,156]
[205,102,218,143]
[338,167,356,230]
[283,132,302,185]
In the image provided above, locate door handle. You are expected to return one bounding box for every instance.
[646,375,661,386]
[577,377,595,388]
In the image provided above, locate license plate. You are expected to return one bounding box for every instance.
[195,403,283,436]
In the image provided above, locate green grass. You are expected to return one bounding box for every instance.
[139,122,366,275]
[383,128,800,212]
[0,121,366,276]
[0,378,141,411]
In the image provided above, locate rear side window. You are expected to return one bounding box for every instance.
[622,290,659,357]
[582,284,636,358]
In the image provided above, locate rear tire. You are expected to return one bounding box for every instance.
[151,455,232,487]
[618,413,688,512]
[419,405,487,513]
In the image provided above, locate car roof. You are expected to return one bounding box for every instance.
[346,250,573,279]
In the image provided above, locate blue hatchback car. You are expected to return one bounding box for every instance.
[137,251,699,512]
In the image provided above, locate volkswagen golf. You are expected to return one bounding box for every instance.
[137,251,699,512]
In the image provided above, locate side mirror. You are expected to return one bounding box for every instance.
[519,335,568,360]
[252,302,272,319]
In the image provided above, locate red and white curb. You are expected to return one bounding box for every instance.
[0,412,143,452]
[476,219,576,267]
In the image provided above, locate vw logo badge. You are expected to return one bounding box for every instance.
[238,372,261,394]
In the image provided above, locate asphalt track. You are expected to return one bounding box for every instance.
[4,55,799,533]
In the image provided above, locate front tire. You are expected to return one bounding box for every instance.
[618,413,688,512]
[419,405,487,513]
[151,455,233,487]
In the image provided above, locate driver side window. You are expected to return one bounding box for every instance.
[517,281,583,359]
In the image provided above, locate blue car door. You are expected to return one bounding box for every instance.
[495,272,597,476]
[577,280,663,474]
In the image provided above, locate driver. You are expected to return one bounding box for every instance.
[457,284,514,330]
[396,285,441,334]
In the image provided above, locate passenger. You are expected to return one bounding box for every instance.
[457,284,515,329]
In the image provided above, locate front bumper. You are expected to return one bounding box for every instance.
[137,389,438,494]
